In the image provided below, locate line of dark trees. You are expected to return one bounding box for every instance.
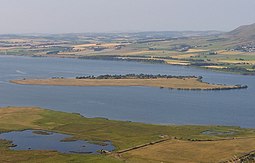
[173,85,248,91]
[75,74,198,80]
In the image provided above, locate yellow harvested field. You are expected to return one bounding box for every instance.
[203,65,227,69]
[165,59,191,65]
[122,138,255,163]
[186,49,208,53]
[11,78,239,90]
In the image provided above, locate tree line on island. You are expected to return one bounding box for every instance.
[75,74,200,80]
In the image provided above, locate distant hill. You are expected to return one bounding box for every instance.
[225,23,255,42]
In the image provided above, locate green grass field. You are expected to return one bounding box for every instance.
[0,107,255,162]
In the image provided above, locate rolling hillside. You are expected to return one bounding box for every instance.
[227,23,255,40]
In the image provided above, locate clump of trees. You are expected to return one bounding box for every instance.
[75,74,197,80]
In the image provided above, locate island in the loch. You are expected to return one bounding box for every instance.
[11,74,247,90]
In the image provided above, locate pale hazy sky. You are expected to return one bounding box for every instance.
[0,0,254,34]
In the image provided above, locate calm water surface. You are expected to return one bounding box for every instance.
[0,56,254,128]
[0,130,114,154]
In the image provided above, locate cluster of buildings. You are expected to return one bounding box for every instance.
[232,43,255,52]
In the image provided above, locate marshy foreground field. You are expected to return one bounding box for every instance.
[0,107,255,163]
